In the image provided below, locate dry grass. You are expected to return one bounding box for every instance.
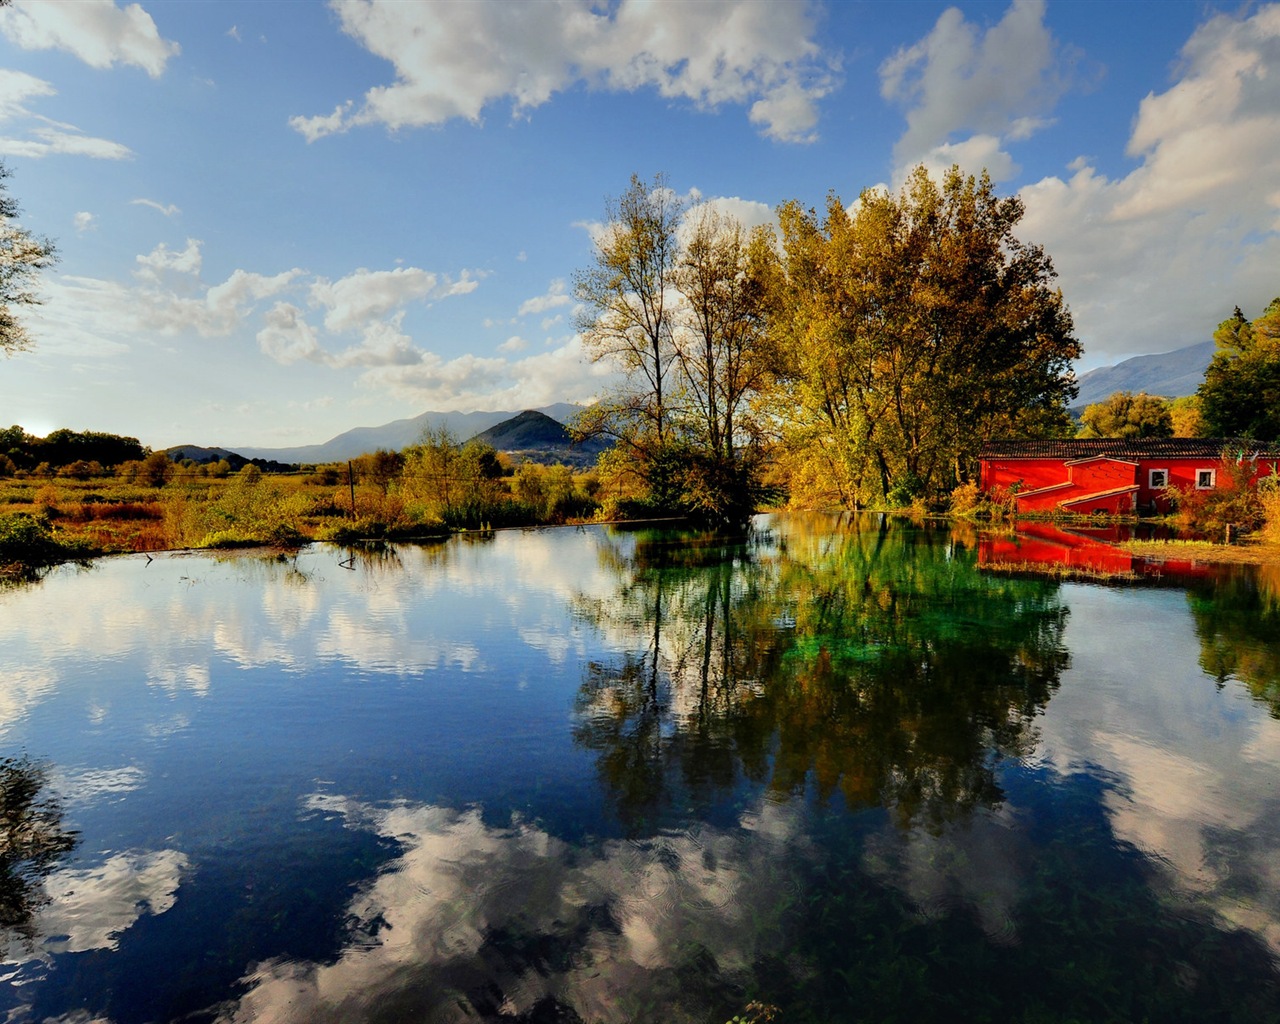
[980,559,1140,583]
[1118,537,1280,566]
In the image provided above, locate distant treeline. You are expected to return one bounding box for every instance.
[0,426,296,479]
[1,426,146,472]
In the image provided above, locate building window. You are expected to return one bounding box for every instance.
[1196,468,1216,489]
[1149,468,1168,489]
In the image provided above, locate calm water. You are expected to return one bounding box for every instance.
[2,514,1278,1024]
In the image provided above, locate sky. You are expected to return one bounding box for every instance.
[0,0,1278,451]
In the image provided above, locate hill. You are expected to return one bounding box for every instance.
[230,403,585,464]
[1073,341,1214,408]
[469,410,610,468]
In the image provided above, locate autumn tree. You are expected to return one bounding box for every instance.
[574,177,776,523]
[574,174,684,507]
[1199,299,1280,440]
[0,162,57,356]
[1077,391,1173,439]
[768,166,1079,507]
[1169,395,1204,437]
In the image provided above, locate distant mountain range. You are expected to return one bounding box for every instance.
[168,402,586,466]
[1072,341,1214,409]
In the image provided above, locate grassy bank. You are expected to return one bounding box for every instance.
[0,460,603,569]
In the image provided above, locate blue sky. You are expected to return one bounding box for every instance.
[1,0,1278,450]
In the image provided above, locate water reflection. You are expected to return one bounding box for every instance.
[574,515,1070,831]
[0,757,79,950]
[214,792,811,1024]
[1190,569,1280,715]
[0,518,1278,1022]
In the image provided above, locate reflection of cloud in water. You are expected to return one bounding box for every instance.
[5,850,189,963]
[53,765,146,805]
[1097,735,1280,952]
[1036,585,1280,955]
[0,667,56,738]
[216,794,810,1024]
[316,608,483,676]
[146,657,210,696]
[861,805,1030,946]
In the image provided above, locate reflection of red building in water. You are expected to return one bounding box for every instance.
[979,439,1280,516]
[978,522,1215,582]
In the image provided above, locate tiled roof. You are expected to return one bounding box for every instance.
[979,438,1280,460]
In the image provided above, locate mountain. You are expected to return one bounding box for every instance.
[230,403,585,464]
[470,410,610,468]
[1072,341,1214,409]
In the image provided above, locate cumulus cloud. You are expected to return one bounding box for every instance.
[291,0,835,144]
[134,238,203,282]
[73,211,96,232]
[0,0,180,77]
[518,279,571,317]
[358,335,617,412]
[257,302,324,365]
[880,0,1076,179]
[310,266,476,333]
[1016,3,1280,362]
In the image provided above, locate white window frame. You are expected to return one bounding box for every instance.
[1148,468,1168,490]
[1196,468,1216,490]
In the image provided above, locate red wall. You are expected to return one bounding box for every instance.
[982,455,1280,515]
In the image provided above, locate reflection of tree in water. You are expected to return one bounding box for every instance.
[574,515,1070,831]
[1189,565,1280,716]
[0,755,79,947]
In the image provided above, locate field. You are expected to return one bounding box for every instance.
[0,458,608,572]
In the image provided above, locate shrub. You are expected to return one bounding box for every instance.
[1169,457,1265,536]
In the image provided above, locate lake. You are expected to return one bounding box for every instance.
[2,514,1278,1023]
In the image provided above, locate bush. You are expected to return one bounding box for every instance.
[0,511,86,565]
[1169,458,1266,536]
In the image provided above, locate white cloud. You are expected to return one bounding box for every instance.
[880,0,1074,178]
[328,315,424,368]
[498,335,529,353]
[258,302,324,365]
[1017,4,1280,363]
[309,266,477,333]
[359,335,617,412]
[131,198,181,217]
[73,211,96,232]
[518,279,571,317]
[0,69,134,160]
[292,0,835,144]
[0,68,55,121]
[134,238,202,283]
[0,0,180,77]
[0,123,133,160]
[684,195,775,233]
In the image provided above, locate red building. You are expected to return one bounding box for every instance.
[978,438,1280,516]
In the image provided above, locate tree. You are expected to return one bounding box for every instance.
[574,174,684,508]
[574,177,778,523]
[670,207,778,521]
[1199,298,1280,440]
[1077,391,1173,438]
[1169,395,1204,437]
[769,166,1079,507]
[0,162,58,356]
